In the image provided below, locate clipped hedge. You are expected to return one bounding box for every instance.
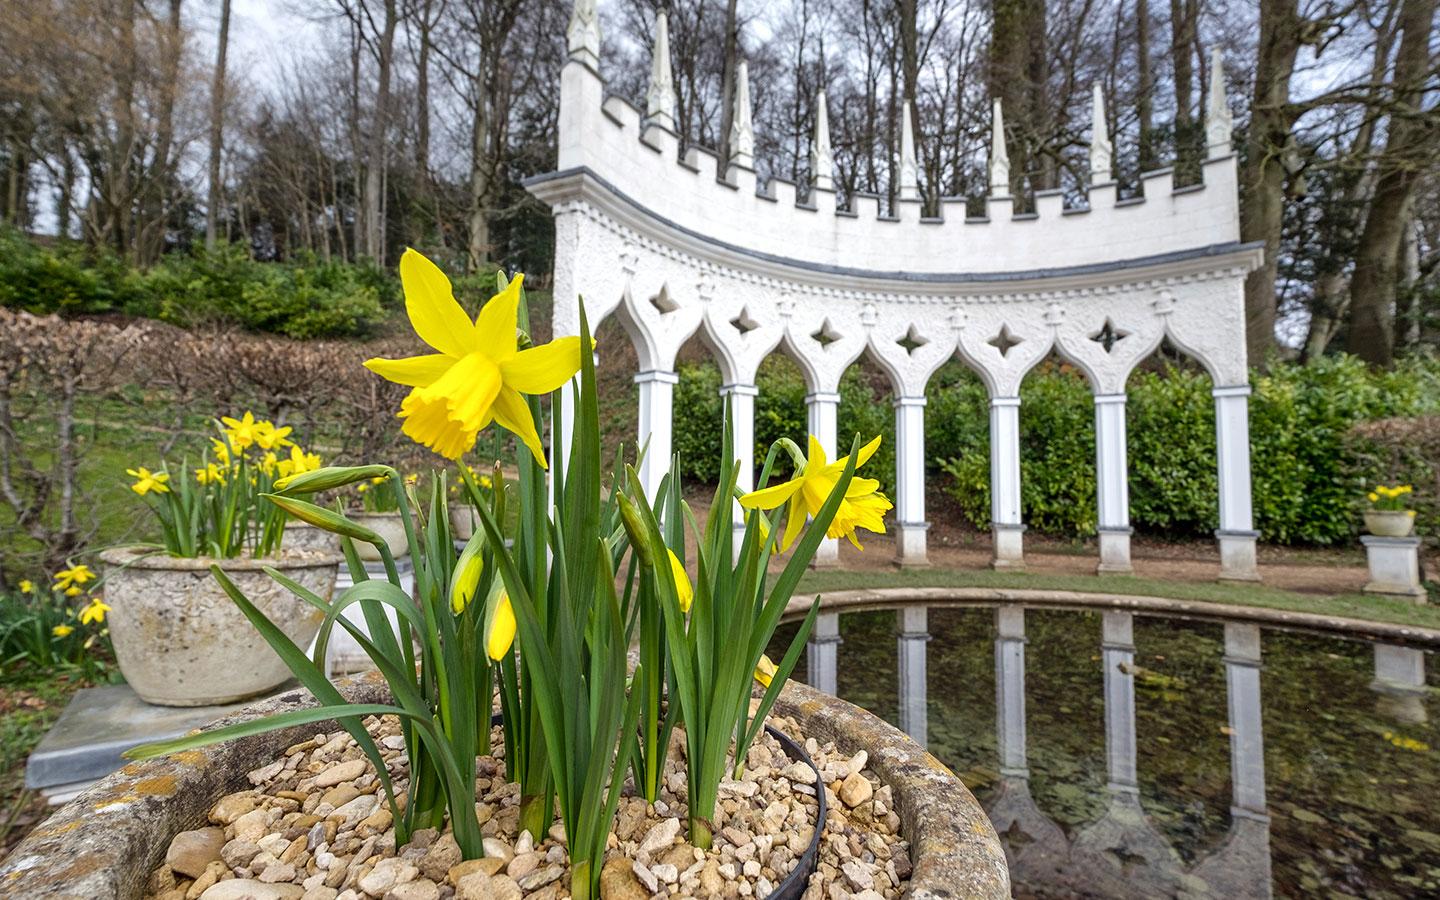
[0,229,393,338]
[671,351,1440,545]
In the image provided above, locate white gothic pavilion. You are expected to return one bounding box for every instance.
[527,1,1264,581]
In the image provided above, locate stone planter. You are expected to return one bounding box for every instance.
[349,511,410,560]
[1364,510,1416,537]
[450,504,476,541]
[98,547,343,707]
[0,677,1009,899]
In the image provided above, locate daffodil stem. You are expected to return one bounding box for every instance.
[774,437,808,471]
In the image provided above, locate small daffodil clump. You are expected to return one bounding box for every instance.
[1368,484,1414,512]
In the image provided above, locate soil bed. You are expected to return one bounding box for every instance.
[140,710,909,900]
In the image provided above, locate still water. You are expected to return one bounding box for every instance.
[770,605,1440,899]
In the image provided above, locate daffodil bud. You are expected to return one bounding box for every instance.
[754,654,778,689]
[485,590,517,661]
[666,548,693,614]
[273,465,392,495]
[616,494,655,568]
[450,534,485,615]
[262,494,384,544]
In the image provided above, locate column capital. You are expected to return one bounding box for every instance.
[634,369,679,385]
[719,382,759,397]
[804,391,841,404]
[990,395,1021,408]
[1212,383,1253,399]
[1093,392,1128,405]
[893,395,928,408]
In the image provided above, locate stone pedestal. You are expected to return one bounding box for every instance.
[328,559,415,674]
[1097,527,1134,575]
[1216,529,1261,583]
[992,523,1027,570]
[1370,643,1428,723]
[1361,536,1425,600]
[807,612,842,695]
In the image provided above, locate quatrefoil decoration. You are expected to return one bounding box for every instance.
[730,306,759,336]
[896,324,928,355]
[1089,317,1130,353]
[988,324,1023,358]
[649,285,679,315]
[811,319,841,348]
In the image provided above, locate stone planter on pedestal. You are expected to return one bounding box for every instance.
[0,676,1010,899]
[99,547,342,707]
[1364,510,1416,537]
[349,511,410,561]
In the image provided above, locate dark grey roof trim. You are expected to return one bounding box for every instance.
[523,166,1263,284]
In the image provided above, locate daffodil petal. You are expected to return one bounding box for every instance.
[781,490,806,552]
[845,476,881,497]
[807,434,827,468]
[474,274,524,361]
[738,475,804,509]
[400,249,476,358]
[363,353,456,388]
[499,336,584,394]
[490,385,548,467]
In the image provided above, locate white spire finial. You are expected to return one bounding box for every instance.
[1089,83,1113,185]
[899,100,919,200]
[729,60,754,168]
[989,98,1011,197]
[646,11,676,129]
[1206,48,1233,159]
[811,91,834,190]
[566,0,600,68]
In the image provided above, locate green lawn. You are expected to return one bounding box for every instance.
[795,567,1440,631]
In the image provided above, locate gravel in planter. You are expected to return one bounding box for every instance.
[139,710,908,900]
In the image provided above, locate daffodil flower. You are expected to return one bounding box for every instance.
[127,467,170,496]
[196,462,227,485]
[221,412,262,449]
[487,592,517,661]
[52,624,74,638]
[363,250,586,463]
[78,599,111,625]
[667,548,693,613]
[288,446,322,474]
[450,540,484,615]
[210,438,232,466]
[65,586,82,597]
[754,654,778,688]
[19,580,34,593]
[253,421,293,450]
[738,435,892,551]
[53,564,95,592]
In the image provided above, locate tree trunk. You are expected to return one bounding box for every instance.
[467,70,491,271]
[899,0,918,103]
[1346,0,1437,366]
[1240,0,1302,367]
[1135,0,1156,172]
[717,0,739,163]
[207,0,231,249]
[363,0,398,265]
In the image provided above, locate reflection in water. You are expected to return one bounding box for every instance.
[789,605,1435,899]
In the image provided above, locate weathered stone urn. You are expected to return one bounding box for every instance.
[1364,509,1416,537]
[348,511,410,561]
[99,547,342,707]
[280,521,342,553]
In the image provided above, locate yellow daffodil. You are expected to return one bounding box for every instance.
[754,654,778,688]
[363,250,586,463]
[667,549,693,613]
[288,446,321,475]
[78,599,111,625]
[221,412,262,449]
[196,462,227,485]
[356,483,369,494]
[450,544,484,615]
[253,421,293,450]
[127,467,170,496]
[52,624,74,638]
[487,592,517,661]
[65,586,82,597]
[1369,492,1379,502]
[479,475,492,489]
[738,435,892,551]
[52,564,95,592]
[210,438,232,466]
[19,580,34,593]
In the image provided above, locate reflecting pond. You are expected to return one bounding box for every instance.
[769,605,1440,899]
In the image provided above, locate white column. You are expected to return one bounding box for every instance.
[807,611,841,695]
[1094,394,1133,575]
[1213,385,1259,581]
[894,396,929,568]
[990,396,1025,569]
[806,391,841,566]
[635,369,678,502]
[1223,623,1267,816]
[995,605,1028,776]
[720,383,758,522]
[896,606,930,746]
[1102,611,1138,794]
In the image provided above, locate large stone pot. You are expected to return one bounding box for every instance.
[349,511,410,561]
[280,521,342,553]
[1364,509,1416,537]
[99,547,342,707]
[0,677,1010,900]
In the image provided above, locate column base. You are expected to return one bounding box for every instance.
[1216,529,1261,583]
[893,522,931,569]
[1096,526,1133,576]
[991,523,1027,570]
[810,537,841,569]
[1361,536,1426,601]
